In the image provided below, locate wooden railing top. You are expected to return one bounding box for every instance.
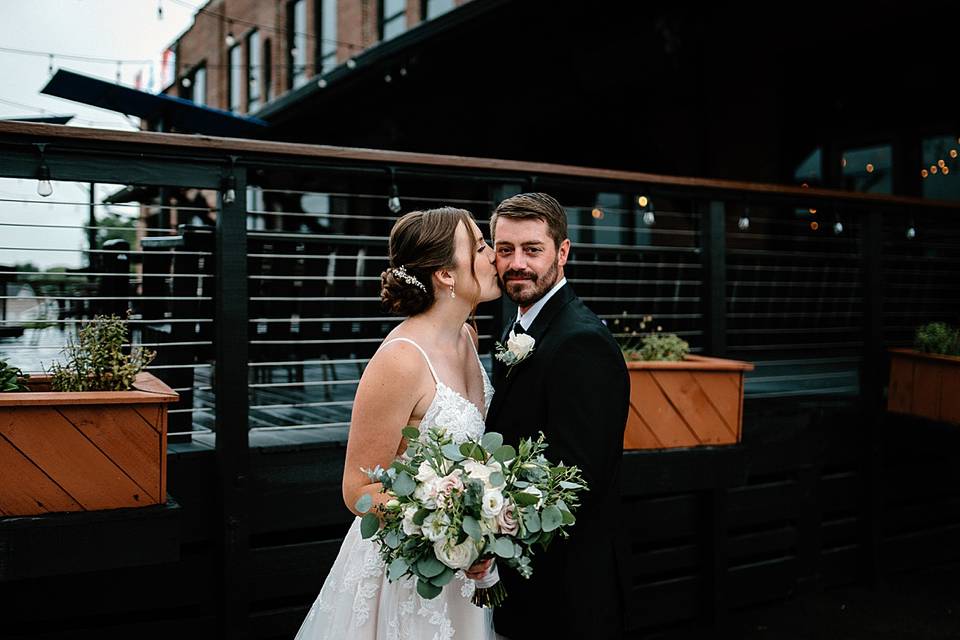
[1,120,958,209]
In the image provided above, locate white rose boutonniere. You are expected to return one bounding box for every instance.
[494,330,536,375]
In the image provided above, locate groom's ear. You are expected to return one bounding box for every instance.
[557,239,571,267]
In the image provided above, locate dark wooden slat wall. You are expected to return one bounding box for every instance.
[3,403,959,638]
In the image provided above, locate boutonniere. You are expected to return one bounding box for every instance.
[494,330,536,376]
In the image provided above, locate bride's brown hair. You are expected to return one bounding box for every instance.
[381,207,482,316]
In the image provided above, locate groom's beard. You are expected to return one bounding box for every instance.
[499,259,559,307]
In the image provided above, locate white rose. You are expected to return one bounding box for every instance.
[481,488,505,518]
[463,459,493,481]
[421,511,451,542]
[521,486,544,510]
[415,461,438,483]
[414,478,440,509]
[433,538,479,570]
[401,505,421,536]
[507,332,536,359]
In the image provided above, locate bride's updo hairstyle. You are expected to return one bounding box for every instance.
[381,207,476,316]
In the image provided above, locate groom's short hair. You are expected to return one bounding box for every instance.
[491,192,568,249]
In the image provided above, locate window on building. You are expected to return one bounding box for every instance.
[181,64,207,107]
[263,39,273,102]
[247,30,261,111]
[794,147,822,186]
[841,144,892,194]
[288,0,308,89]
[921,134,960,201]
[380,0,407,41]
[319,0,338,73]
[423,0,454,20]
[228,43,242,112]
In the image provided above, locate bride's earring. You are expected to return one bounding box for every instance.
[449,285,456,299]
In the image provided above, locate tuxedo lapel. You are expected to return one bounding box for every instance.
[486,284,577,426]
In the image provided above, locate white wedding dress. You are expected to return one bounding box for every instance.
[295,335,497,640]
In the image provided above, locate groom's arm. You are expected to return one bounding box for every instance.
[542,327,629,513]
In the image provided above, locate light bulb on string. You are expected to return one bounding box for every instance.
[225,22,237,47]
[387,168,401,214]
[181,76,192,88]
[738,204,750,231]
[221,156,237,205]
[157,0,163,19]
[833,215,843,235]
[906,219,916,239]
[642,209,655,226]
[35,143,52,197]
[346,58,357,69]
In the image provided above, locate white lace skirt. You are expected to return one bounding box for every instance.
[295,517,496,640]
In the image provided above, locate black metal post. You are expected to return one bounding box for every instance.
[858,208,884,585]
[214,163,250,638]
[702,200,727,357]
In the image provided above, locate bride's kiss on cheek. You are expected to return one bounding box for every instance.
[296,194,630,640]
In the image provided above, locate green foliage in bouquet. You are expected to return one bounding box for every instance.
[611,313,690,362]
[0,355,29,392]
[48,313,156,392]
[357,427,588,608]
[914,321,960,357]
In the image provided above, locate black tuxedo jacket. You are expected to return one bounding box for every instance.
[487,283,630,639]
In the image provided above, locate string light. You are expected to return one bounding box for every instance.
[35,143,53,198]
[387,168,401,214]
[865,163,874,173]
[225,21,237,47]
[906,218,916,239]
[737,202,750,231]
[591,208,604,220]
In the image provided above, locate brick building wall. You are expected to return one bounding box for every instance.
[163,0,473,115]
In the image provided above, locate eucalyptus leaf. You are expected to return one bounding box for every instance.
[489,472,505,487]
[384,530,401,549]
[460,442,486,462]
[541,505,562,532]
[522,509,541,533]
[430,566,456,587]
[481,432,504,452]
[413,508,431,526]
[360,513,380,539]
[417,555,446,578]
[441,443,466,461]
[559,480,584,490]
[388,557,409,581]
[513,491,540,507]
[416,577,443,599]
[402,426,421,441]
[493,445,516,463]
[561,508,576,525]
[494,536,515,558]
[354,493,372,514]
[392,471,416,497]
[462,515,483,541]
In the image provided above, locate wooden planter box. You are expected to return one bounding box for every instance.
[887,348,960,426]
[0,372,178,517]
[623,355,754,450]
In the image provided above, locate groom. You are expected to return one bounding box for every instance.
[485,193,630,639]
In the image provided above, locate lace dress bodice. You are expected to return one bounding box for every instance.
[294,329,497,640]
[386,336,494,445]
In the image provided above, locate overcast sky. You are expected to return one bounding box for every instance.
[0,0,198,269]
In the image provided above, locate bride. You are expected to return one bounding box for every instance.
[295,207,502,639]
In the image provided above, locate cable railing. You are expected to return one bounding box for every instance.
[1,121,959,442]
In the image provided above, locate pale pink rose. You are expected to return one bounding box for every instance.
[435,469,464,509]
[496,500,519,536]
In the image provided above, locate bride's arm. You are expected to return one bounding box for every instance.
[342,342,429,518]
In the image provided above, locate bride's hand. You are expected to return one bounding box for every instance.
[465,557,494,580]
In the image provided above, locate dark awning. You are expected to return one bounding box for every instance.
[0,115,74,125]
[41,69,268,138]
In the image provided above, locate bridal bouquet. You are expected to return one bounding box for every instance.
[355,427,587,608]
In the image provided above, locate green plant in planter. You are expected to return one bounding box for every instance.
[913,321,960,357]
[48,313,157,391]
[0,356,29,392]
[610,313,690,362]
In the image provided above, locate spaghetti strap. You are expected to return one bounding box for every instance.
[381,337,440,383]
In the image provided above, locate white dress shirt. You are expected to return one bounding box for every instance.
[516,277,567,332]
